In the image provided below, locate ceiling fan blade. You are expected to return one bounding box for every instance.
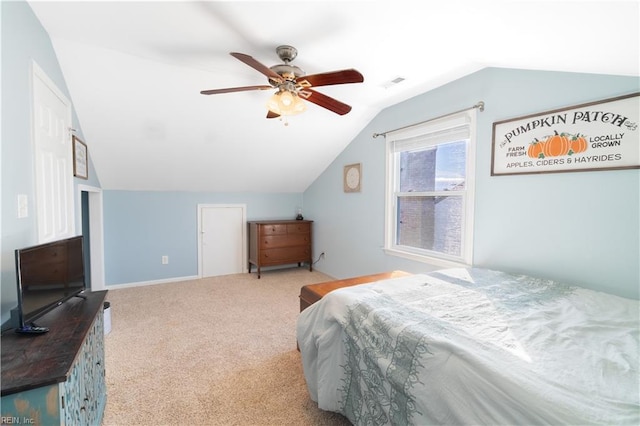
[297,69,364,88]
[200,85,272,95]
[299,88,352,115]
[230,52,283,83]
[266,110,280,119]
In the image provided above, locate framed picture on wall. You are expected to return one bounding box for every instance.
[343,163,361,192]
[73,135,88,179]
[491,92,639,176]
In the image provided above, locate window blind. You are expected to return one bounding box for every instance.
[388,113,472,153]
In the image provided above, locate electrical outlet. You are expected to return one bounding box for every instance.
[162,255,169,264]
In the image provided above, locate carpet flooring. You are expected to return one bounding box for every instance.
[102,268,351,426]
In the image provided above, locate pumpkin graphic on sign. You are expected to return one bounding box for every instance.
[569,133,588,154]
[527,139,545,159]
[527,131,588,158]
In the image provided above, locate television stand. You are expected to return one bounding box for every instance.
[74,292,87,300]
[2,290,107,425]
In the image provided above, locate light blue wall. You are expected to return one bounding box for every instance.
[304,68,640,300]
[3,0,638,325]
[0,0,100,325]
[103,191,302,285]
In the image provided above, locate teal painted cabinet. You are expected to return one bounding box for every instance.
[1,291,107,425]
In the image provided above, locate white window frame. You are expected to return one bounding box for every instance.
[384,109,477,267]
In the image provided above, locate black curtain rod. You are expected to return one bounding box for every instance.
[372,101,485,139]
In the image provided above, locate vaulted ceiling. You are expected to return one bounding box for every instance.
[27,1,639,192]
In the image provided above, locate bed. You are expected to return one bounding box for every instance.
[296,268,639,425]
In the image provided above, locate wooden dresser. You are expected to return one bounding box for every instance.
[248,220,313,278]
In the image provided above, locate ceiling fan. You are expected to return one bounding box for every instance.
[200,45,364,118]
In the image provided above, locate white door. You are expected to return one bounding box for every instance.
[199,205,246,277]
[32,62,74,242]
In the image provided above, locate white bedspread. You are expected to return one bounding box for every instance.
[296,268,639,425]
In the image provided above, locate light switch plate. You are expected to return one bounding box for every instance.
[17,194,28,218]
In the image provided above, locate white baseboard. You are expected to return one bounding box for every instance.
[106,275,200,290]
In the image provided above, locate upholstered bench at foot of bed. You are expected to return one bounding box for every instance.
[299,270,411,312]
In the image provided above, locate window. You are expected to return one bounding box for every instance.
[385,110,476,266]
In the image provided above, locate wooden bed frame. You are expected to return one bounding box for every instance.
[299,270,411,312]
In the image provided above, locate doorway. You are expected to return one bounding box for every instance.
[198,204,246,277]
[79,185,105,290]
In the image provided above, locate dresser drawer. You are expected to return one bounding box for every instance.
[287,222,310,234]
[260,247,311,265]
[260,234,310,249]
[260,224,287,235]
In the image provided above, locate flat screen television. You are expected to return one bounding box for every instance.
[14,235,86,334]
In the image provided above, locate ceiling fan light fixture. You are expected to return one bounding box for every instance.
[266,90,306,116]
[280,90,294,107]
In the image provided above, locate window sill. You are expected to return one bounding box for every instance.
[383,247,470,270]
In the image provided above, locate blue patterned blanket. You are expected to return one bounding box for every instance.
[297,268,639,425]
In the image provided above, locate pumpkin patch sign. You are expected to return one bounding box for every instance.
[491,93,639,175]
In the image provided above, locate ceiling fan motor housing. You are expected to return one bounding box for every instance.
[269,45,304,85]
[269,64,305,82]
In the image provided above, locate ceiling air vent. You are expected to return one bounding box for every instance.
[382,77,406,89]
